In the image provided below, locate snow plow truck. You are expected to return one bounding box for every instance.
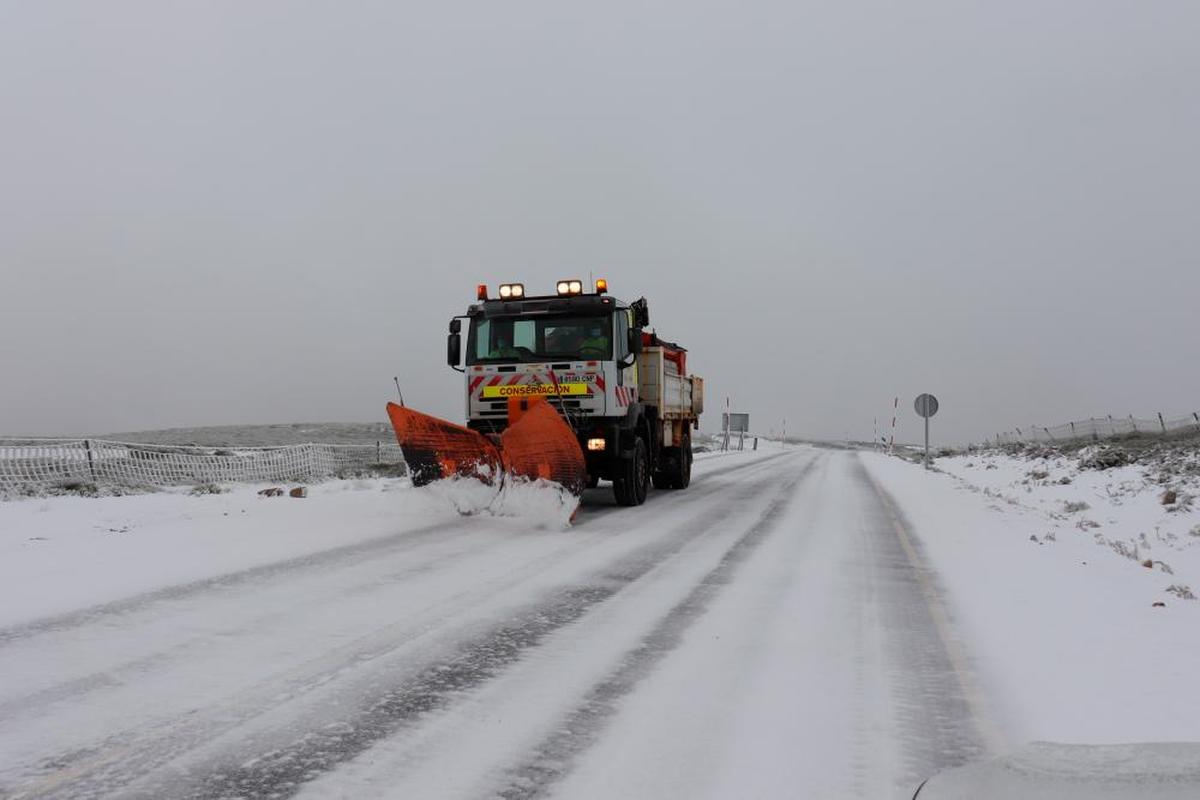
[387,279,704,506]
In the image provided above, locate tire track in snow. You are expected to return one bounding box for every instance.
[13,453,806,800]
[0,451,788,651]
[0,517,467,647]
[5,455,790,729]
[852,454,1006,788]
[576,450,790,520]
[488,456,819,799]
[0,526,564,725]
[4,455,789,731]
[136,458,796,800]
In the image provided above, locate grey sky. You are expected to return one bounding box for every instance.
[2,1,1198,443]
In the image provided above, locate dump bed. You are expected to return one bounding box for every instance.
[637,347,704,420]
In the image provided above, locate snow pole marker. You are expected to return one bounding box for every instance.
[888,396,898,454]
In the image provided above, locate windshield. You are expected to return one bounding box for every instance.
[467,313,612,364]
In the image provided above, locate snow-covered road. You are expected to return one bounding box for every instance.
[1,449,999,799]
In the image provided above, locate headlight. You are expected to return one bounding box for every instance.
[587,438,606,451]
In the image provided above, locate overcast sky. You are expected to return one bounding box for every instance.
[2,1,1198,443]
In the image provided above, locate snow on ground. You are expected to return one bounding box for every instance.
[2,447,814,799]
[0,448,760,629]
[6,440,1198,799]
[860,449,1200,746]
[938,446,1200,591]
[1,477,422,628]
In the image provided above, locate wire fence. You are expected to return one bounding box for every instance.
[0,438,407,494]
[989,411,1200,446]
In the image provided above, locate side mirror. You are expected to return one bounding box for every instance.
[631,298,650,328]
[449,318,462,334]
[617,328,642,367]
[447,332,461,367]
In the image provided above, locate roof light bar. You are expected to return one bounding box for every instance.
[595,278,608,294]
[556,279,584,296]
[477,284,488,301]
[498,283,525,299]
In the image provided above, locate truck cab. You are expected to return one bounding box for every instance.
[446,280,703,505]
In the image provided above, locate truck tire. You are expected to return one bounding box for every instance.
[613,437,650,506]
[653,429,692,490]
[675,430,692,489]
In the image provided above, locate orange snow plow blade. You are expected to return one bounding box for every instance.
[386,397,587,495]
[499,397,587,495]
[386,402,502,487]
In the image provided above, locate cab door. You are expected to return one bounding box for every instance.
[613,308,638,408]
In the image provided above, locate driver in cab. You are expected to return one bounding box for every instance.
[487,335,520,359]
[547,325,606,358]
[547,325,608,358]
[578,323,608,356]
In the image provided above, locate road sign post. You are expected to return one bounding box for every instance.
[914,393,939,468]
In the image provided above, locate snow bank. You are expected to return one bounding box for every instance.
[937,448,1200,597]
[0,478,449,627]
[422,475,579,529]
[861,450,1200,745]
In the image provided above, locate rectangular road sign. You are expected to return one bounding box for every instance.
[723,412,750,433]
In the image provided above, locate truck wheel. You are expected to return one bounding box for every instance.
[651,460,674,491]
[676,430,692,489]
[613,437,650,506]
[653,430,692,490]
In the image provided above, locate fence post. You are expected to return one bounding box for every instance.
[376,440,381,465]
[84,439,97,483]
[1070,421,1076,437]
[1130,414,1137,433]
[1158,412,1166,433]
[1043,427,1054,441]
[1194,411,1200,429]
[1015,427,1023,440]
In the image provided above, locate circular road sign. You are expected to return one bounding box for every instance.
[914,393,939,418]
